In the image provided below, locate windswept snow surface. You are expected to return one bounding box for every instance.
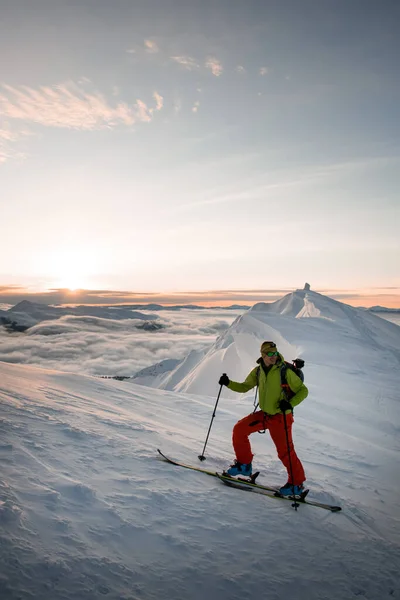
[0,288,400,600]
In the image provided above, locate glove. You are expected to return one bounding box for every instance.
[218,373,230,387]
[279,399,293,412]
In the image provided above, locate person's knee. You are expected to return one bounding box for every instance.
[234,418,249,432]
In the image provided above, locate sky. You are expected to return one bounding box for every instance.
[1,0,399,307]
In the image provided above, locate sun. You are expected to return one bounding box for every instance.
[55,270,90,292]
[57,276,85,292]
[37,246,101,292]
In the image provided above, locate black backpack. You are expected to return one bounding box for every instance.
[280,358,305,400]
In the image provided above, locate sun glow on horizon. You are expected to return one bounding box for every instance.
[35,246,103,293]
[55,277,86,293]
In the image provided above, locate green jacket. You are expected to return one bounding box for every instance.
[227,355,308,415]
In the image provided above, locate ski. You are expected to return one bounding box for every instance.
[157,449,277,492]
[157,450,342,512]
[216,473,342,512]
[157,448,219,478]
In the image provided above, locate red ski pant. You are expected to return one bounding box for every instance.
[232,410,306,485]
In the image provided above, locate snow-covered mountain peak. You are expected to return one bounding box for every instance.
[140,289,400,396]
[249,287,358,323]
[250,289,307,317]
[295,290,353,322]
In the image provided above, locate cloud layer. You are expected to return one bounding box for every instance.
[0,309,241,378]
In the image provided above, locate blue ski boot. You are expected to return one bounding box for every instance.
[279,482,305,497]
[226,460,252,477]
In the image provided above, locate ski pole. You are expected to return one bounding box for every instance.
[198,378,225,461]
[282,410,299,510]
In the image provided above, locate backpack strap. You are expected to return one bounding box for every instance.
[253,365,267,433]
[280,362,294,407]
[253,366,261,412]
[280,362,288,386]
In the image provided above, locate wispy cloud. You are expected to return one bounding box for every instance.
[0,126,18,163]
[153,92,163,112]
[259,67,269,76]
[0,127,16,142]
[170,55,200,70]
[135,99,152,123]
[0,82,163,132]
[144,39,159,54]
[236,65,246,74]
[170,155,400,214]
[205,57,223,77]
[192,101,200,113]
[0,124,27,163]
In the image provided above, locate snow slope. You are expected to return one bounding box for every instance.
[131,358,181,387]
[0,334,399,599]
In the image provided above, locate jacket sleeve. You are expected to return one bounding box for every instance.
[227,367,258,393]
[286,369,308,408]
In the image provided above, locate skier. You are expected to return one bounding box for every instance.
[218,341,308,497]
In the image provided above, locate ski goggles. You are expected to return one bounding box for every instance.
[263,351,279,357]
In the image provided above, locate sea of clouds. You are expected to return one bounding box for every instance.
[0,309,243,377]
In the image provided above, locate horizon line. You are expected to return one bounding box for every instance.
[0,285,399,309]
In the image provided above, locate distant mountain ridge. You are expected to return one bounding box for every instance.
[1,299,158,329]
[0,299,251,332]
[367,306,400,313]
